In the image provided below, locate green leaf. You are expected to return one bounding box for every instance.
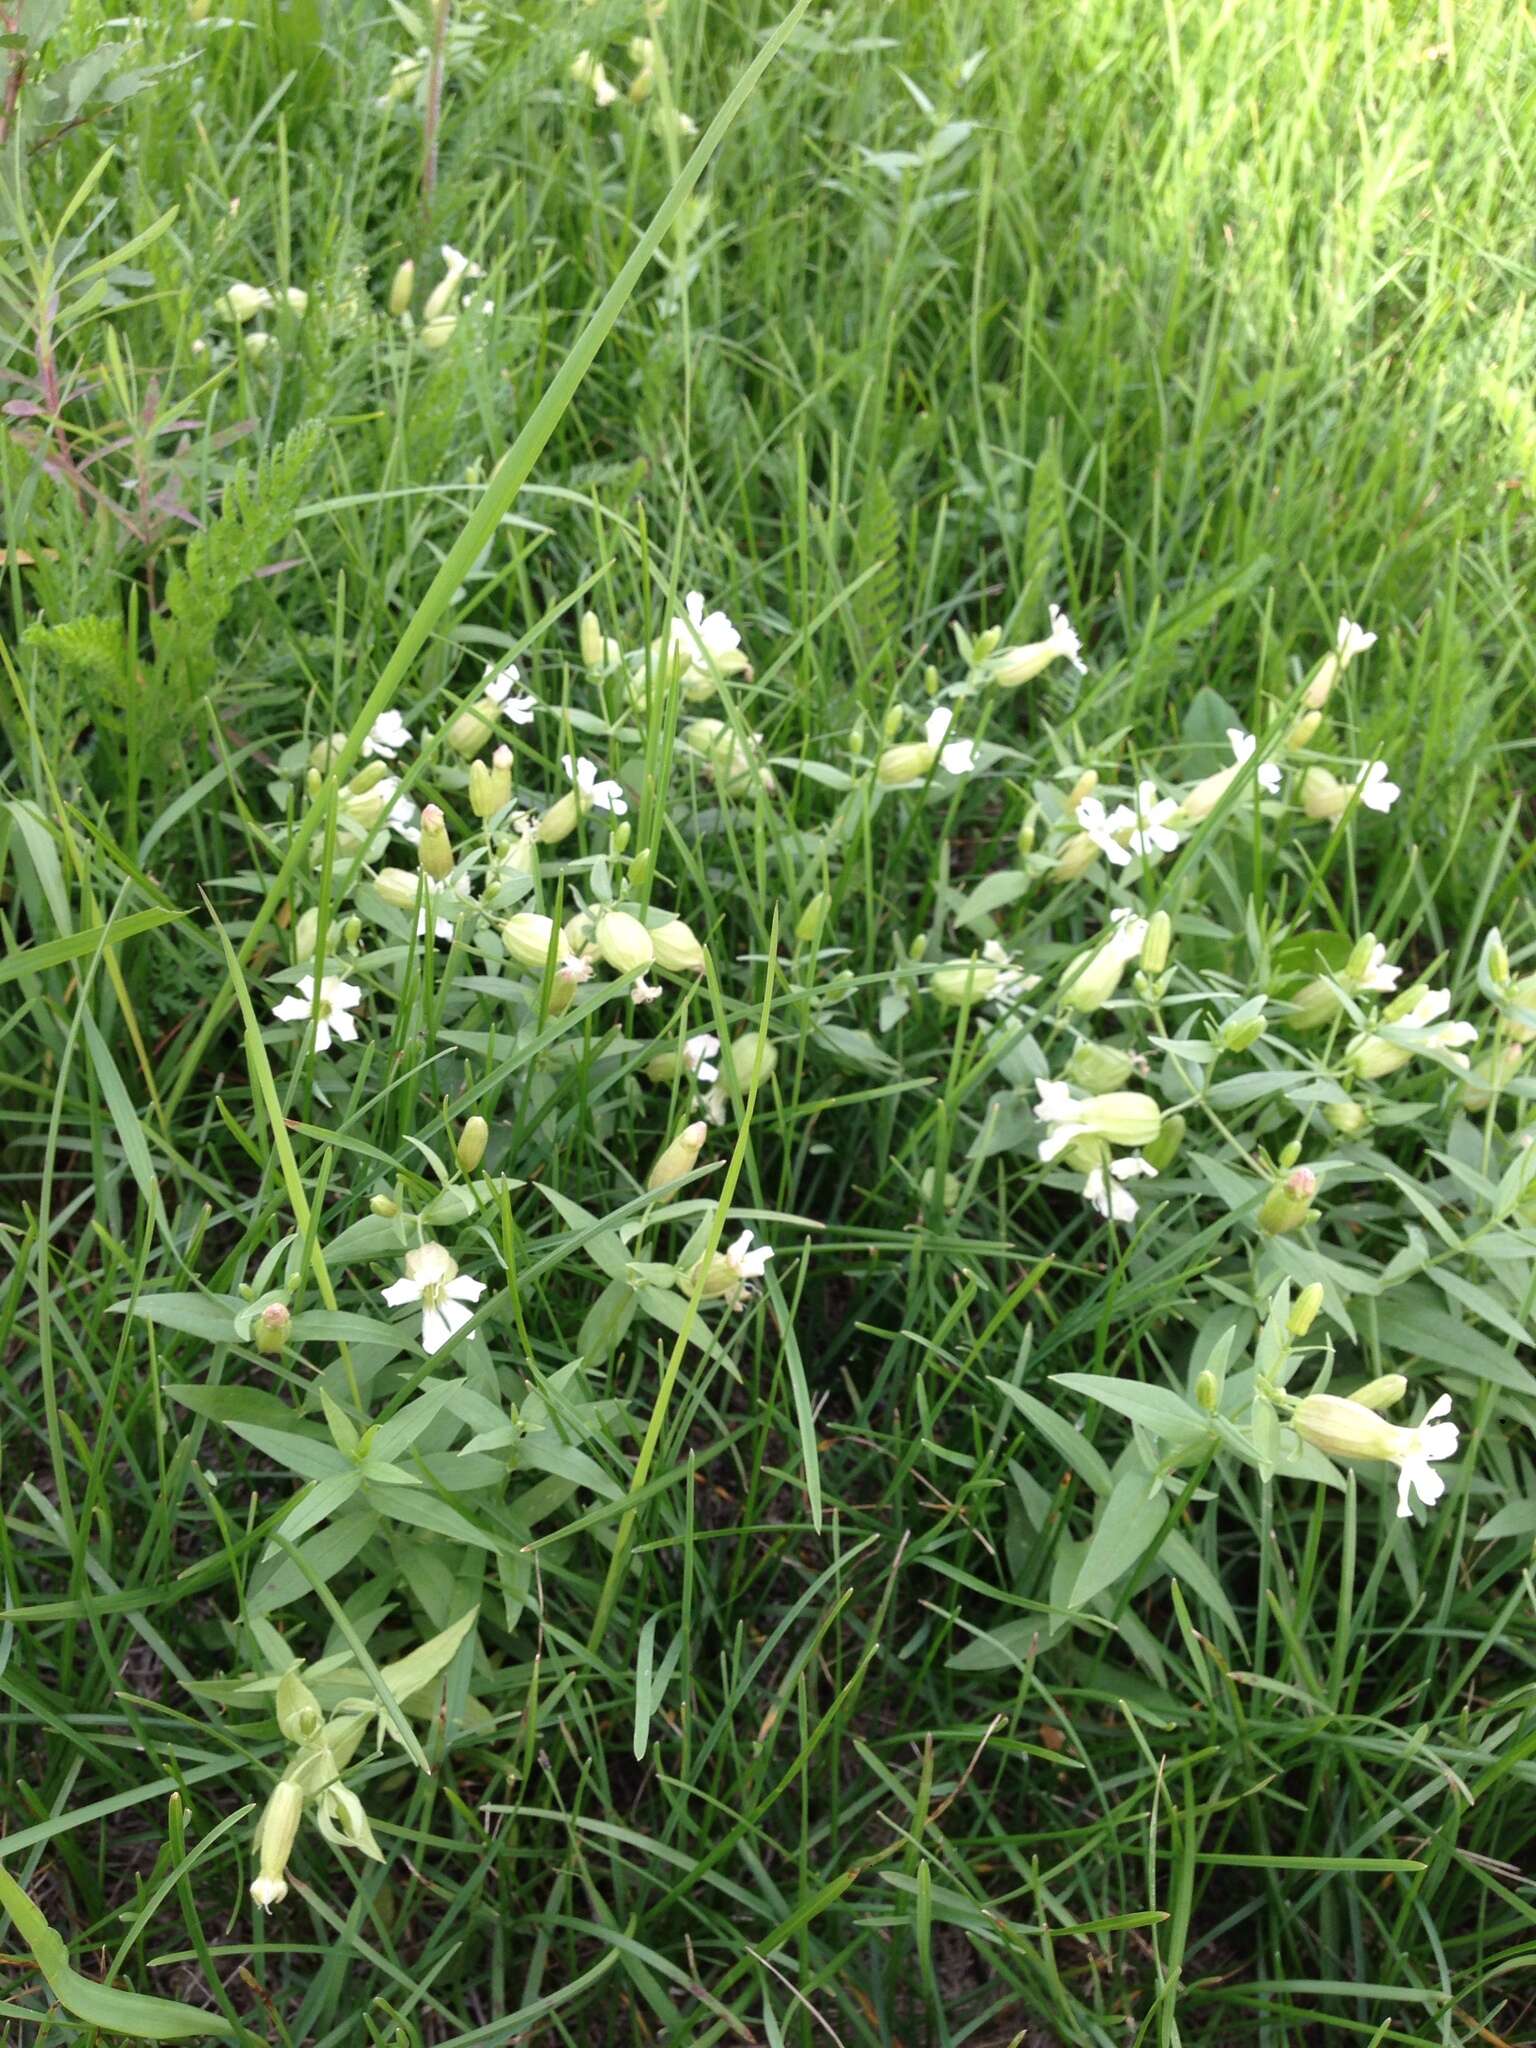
[1071,1470,1170,1607]
[0,1865,234,2038]
[1051,1373,1213,1450]
[118,1294,242,1341]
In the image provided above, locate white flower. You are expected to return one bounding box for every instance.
[1126,780,1182,858]
[1034,1077,1091,1162]
[631,976,663,1005]
[382,780,420,845]
[1074,794,1132,867]
[667,591,748,684]
[1045,604,1086,674]
[1336,616,1377,664]
[270,975,363,1053]
[380,1243,487,1355]
[684,1032,721,1083]
[1354,760,1400,813]
[1357,943,1401,994]
[557,954,594,987]
[1394,1395,1459,1515]
[924,705,976,776]
[1293,1389,1457,1517]
[1226,728,1282,795]
[564,753,628,815]
[571,48,619,105]
[726,1229,773,1283]
[1082,1154,1157,1223]
[483,662,537,721]
[980,938,1039,1008]
[363,709,412,760]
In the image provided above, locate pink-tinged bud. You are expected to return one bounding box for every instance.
[1258,1166,1317,1236]
[254,1302,291,1356]
[419,804,453,880]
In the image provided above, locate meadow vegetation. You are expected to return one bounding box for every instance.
[2,1,1536,2042]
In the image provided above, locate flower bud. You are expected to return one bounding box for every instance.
[1506,974,1536,1044]
[1142,1111,1185,1171]
[918,1168,962,1211]
[1065,1041,1135,1093]
[293,907,321,960]
[1195,1369,1219,1413]
[443,697,500,757]
[1350,1373,1407,1413]
[1258,1165,1317,1235]
[501,912,568,972]
[1323,1098,1370,1136]
[723,1031,778,1090]
[1059,915,1147,1015]
[219,281,273,324]
[596,910,655,976]
[1179,765,1238,824]
[250,1778,303,1912]
[1287,976,1342,1032]
[1287,1282,1325,1335]
[1292,1392,1403,1461]
[1141,911,1172,976]
[254,1301,291,1356]
[1016,815,1037,856]
[535,790,581,845]
[418,803,453,880]
[795,892,831,945]
[1300,767,1349,822]
[342,915,362,949]
[970,625,1002,664]
[347,760,390,798]
[370,1192,400,1217]
[1064,769,1099,812]
[1218,1007,1266,1054]
[372,866,421,911]
[276,1669,324,1745]
[388,258,415,317]
[456,1116,489,1174]
[470,747,514,820]
[579,610,606,669]
[1050,832,1102,883]
[647,1119,708,1194]
[309,732,348,775]
[1344,1031,1412,1082]
[1286,709,1323,751]
[1081,1091,1162,1149]
[651,917,707,973]
[242,330,276,363]
[875,740,938,787]
[930,960,999,1006]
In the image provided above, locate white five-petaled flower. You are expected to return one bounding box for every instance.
[684,1032,721,1083]
[1293,1390,1458,1517]
[1033,1077,1092,1163]
[1336,616,1378,664]
[363,709,412,760]
[1354,760,1400,813]
[563,754,628,815]
[557,955,594,987]
[270,975,363,1053]
[1393,1394,1459,1515]
[1075,794,1133,867]
[726,1229,773,1282]
[1126,780,1182,858]
[631,977,663,1005]
[925,706,977,776]
[667,591,748,682]
[1046,603,1086,674]
[381,1243,487,1355]
[1402,987,1479,1059]
[1226,728,1283,795]
[1082,1154,1158,1223]
[1356,943,1401,994]
[482,662,537,722]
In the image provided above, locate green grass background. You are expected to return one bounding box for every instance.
[2,0,1536,2042]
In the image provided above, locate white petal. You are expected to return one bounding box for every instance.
[272,993,312,1024]
[940,740,977,776]
[923,706,954,747]
[381,1277,423,1307]
[447,1274,487,1303]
